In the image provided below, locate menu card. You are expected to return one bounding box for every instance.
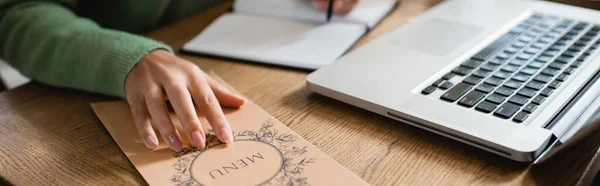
[91,75,369,186]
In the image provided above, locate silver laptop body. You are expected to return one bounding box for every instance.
[307,0,600,162]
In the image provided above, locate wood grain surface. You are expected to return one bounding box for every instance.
[1,0,600,185]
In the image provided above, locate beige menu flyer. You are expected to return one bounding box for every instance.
[91,87,369,186]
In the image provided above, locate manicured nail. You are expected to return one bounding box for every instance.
[220,127,234,143]
[313,1,328,10]
[144,135,158,150]
[191,131,206,149]
[167,134,183,152]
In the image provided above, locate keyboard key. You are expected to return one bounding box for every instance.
[531,42,546,49]
[475,101,498,113]
[581,35,594,41]
[512,41,527,48]
[509,59,527,66]
[494,102,521,119]
[533,74,553,83]
[535,56,552,63]
[489,57,506,65]
[541,68,560,76]
[548,62,566,70]
[517,53,534,60]
[581,35,594,42]
[538,37,553,44]
[542,50,559,57]
[463,76,483,85]
[484,77,504,86]
[574,22,589,30]
[452,66,473,76]
[472,33,519,61]
[563,67,576,75]
[571,61,584,68]
[441,83,473,102]
[556,39,570,46]
[555,56,572,64]
[517,88,537,98]
[501,65,520,73]
[503,80,523,89]
[512,73,531,82]
[578,55,590,62]
[566,31,579,36]
[472,70,491,78]
[548,80,562,89]
[486,94,507,104]
[458,91,486,108]
[518,35,534,43]
[532,95,546,105]
[508,95,529,106]
[556,73,569,82]
[584,49,594,55]
[530,14,544,20]
[422,86,436,95]
[513,112,529,123]
[574,41,588,47]
[433,79,445,87]
[528,61,545,69]
[439,81,454,90]
[493,71,511,79]
[495,87,515,97]
[523,103,538,113]
[480,63,499,71]
[540,87,554,97]
[549,44,564,51]
[505,47,520,54]
[525,81,545,91]
[496,53,511,60]
[567,45,584,52]
[562,51,578,58]
[442,72,455,80]
[461,60,483,69]
[476,84,495,93]
[524,47,540,54]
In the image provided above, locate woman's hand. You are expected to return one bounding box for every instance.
[125,50,246,152]
[312,0,359,15]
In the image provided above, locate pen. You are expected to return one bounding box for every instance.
[326,0,334,21]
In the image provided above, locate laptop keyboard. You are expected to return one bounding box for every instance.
[421,13,600,123]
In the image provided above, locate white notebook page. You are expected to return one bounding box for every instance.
[233,0,398,28]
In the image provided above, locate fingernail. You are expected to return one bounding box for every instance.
[313,1,328,10]
[144,135,158,150]
[191,131,206,149]
[167,134,183,152]
[220,127,234,143]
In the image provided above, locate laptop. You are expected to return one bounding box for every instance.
[307,0,600,162]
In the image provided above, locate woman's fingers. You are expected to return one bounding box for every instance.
[204,74,246,107]
[334,0,358,15]
[164,83,207,149]
[312,0,359,15]
[190,74,234,144]
[127,93,159,150]
[145,87,183,152]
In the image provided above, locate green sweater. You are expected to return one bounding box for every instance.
[0,0,221,97]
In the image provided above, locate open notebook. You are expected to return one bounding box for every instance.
[181,0,398,69]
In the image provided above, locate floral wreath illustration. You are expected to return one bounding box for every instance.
[170,119,316,186]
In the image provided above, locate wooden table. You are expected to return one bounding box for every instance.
[2,0,600,185]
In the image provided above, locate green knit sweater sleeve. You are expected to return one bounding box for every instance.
[0,1,173,98]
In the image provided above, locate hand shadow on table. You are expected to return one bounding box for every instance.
[279,87,533,184]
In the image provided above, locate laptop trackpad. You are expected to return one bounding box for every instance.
[390,18,482,56]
